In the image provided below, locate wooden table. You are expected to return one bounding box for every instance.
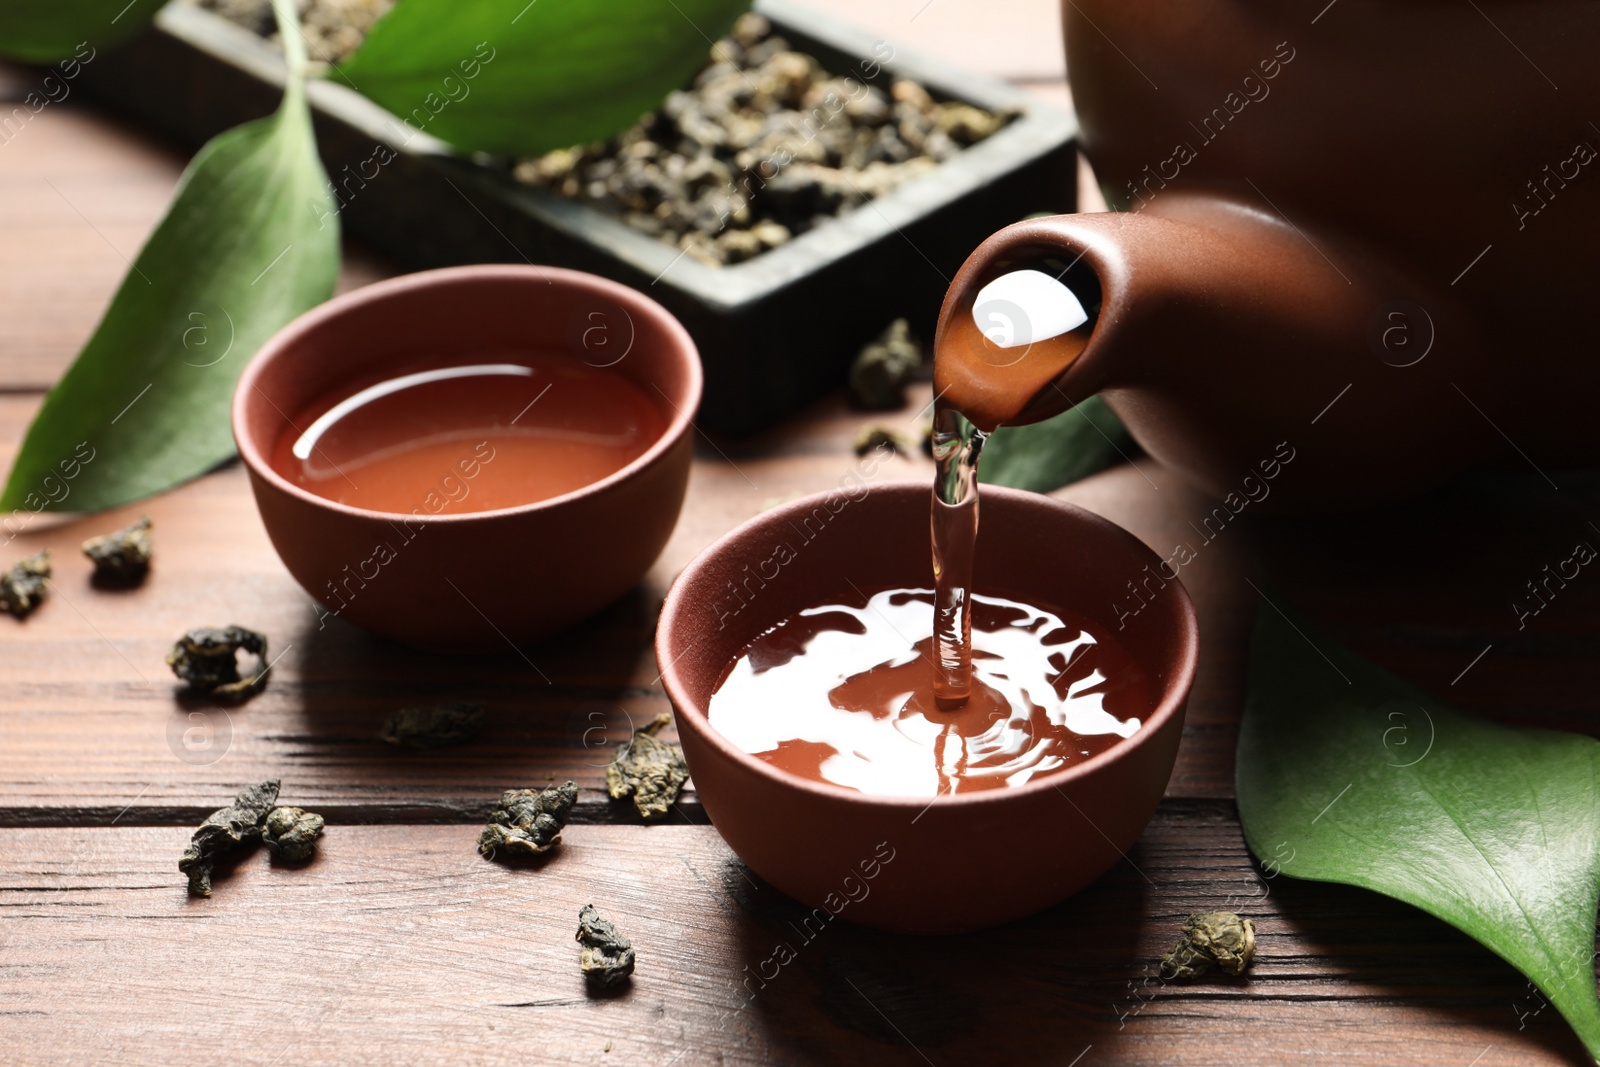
[3,7,1598,1064]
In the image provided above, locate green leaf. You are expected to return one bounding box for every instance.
[0,0,154,62]
[337,0,751,156]
[0,0,338,513]
[979,394,1132,493]
[1237,594,1600,1058]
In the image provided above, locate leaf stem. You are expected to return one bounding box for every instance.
[270,0,309,83]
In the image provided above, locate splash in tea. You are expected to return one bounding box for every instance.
[708,586,1150,797]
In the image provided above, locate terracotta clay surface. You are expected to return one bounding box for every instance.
[949,1,1600,510]
[657,482,1199,933]
[233,265,700,652]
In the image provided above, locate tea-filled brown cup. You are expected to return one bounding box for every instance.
[657,481,1198,933]
[233,264,700,653]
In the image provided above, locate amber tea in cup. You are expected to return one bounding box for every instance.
[270,351,668,515]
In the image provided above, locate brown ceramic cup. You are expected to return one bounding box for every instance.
[657,481,1198,933]
[233,264,700,653]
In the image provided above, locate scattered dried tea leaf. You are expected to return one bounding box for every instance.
[478,781,578,859]
[849,319,923,410]
[262,805,325,862]
[577,904,635,989]
[605,713,689,821]
[853,424,913,458]
[0,550,49,618]
[379,702,485,748]
[166,625,270,699]
[1160,911,1256,979]
[81,515,153,582]
[179,779,280,897]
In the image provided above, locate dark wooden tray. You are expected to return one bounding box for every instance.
[78,0,1078,434]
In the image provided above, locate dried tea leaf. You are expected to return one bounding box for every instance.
[262,806,325,863]
[82,515,152,582]
[849,319,923,410]
[478,781,577,859]
[853,424,913,459]
[0,550,50,618]
[576,904,635,989]
[166,625,270,699]
[605,713,689,821]
[1160,911,1256,979]
[179,779,280,897]
[379,702,485,749]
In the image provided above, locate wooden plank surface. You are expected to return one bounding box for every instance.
[3,4,1600,1065]
[0,813,1588,1067]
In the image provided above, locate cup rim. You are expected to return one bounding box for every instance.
[232,264,703,524]
[657,480,1200,811]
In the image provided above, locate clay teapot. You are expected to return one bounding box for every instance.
[937,1,1600,510]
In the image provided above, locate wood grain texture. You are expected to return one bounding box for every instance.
[0,810,1587,1066]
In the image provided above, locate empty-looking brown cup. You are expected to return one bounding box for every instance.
[657,481,1198,933]
[233,265,700,652]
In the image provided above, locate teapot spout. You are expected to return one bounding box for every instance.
[935,192,1495,509]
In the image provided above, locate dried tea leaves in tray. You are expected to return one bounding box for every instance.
[0,550,50,618]
[379,702,485,748]
[606,713,689,822]
[1160,911,1257,979]
[167,625,271,699]
[81,515,152,582]
[478,781,578,859]
[577,904,635,989]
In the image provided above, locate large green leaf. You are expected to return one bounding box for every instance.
[979,394,1133,493]
[0,0,338,513]
[1238,595,1600,1058]
[0,0,154,62]
[337,0,750,156]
